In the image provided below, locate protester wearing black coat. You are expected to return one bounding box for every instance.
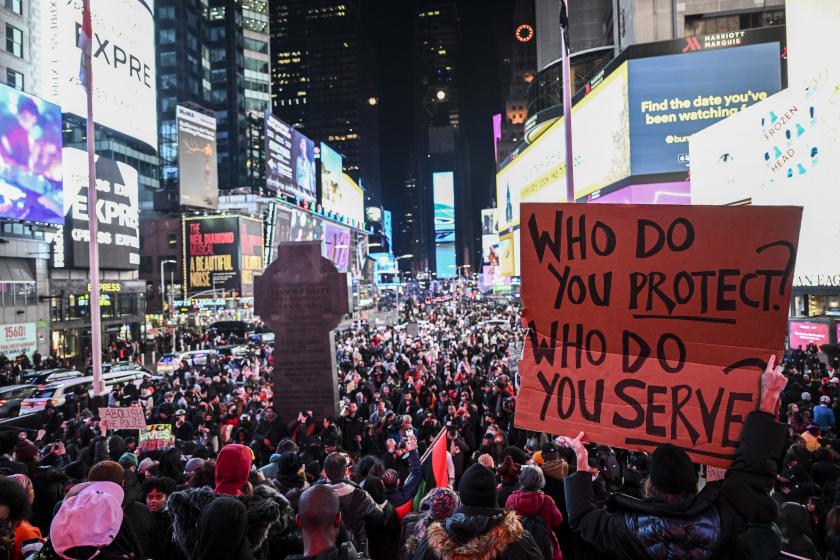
[564,410,787,560]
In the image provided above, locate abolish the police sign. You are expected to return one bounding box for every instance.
[514,203,801,467]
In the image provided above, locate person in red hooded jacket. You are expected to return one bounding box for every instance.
[506,464,564,560]
[215,443,254,496]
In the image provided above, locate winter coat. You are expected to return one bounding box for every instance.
[285,543,368,560]
[411,506,544,560]
[367,501,400,560]
[167,486,293,559]
[322,480,383,555]
[384,450,421,507]
[564,411,787,560]
[505,489,563,560]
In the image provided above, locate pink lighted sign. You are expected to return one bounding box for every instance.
[789,321,830,350]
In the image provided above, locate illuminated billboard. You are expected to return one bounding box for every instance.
[481,208,499,265]
[0,84,63,224]
[183,216,263,296]
[433,172,455,244]
[177,106,218,209]
[320,142,351,218]
[40,0,157,149]
[495,62,630,233]
[629,42,782,175]
[265,114,317,202]
[60,148,140,270]
[336,173,365,226]
[789,321,830,350]
[287,208,351,272]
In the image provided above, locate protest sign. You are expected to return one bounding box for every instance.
[138,424,173,452]
[99,407,146,431]
[515,203,801,467]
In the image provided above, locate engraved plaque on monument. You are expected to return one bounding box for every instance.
[255,241,350,421]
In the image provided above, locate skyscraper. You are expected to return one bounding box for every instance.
[269,0,380,191]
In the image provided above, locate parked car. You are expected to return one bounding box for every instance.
[20,370,154,413]
[87,362,153,375]
[0,385,39,418]
[20,369,85,385]
[156,354,182,374]
[179,350,218,367]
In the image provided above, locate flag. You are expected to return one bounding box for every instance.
[558,0,569,53]
[78,0,92,87]
[394,427,449,519]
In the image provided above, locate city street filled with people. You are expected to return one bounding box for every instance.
[0,290,832,559]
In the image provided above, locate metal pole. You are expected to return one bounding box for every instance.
[82,0,104,396]
[560,0,576,203]
[170,267,176,351]
[159,258,166,318]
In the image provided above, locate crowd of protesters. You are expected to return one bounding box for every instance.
[0,289,830,559]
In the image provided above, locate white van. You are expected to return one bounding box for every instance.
[19,370,155,413]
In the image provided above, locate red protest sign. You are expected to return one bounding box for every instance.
[515,203,801,467]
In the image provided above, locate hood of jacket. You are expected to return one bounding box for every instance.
[425,506,525,560]
[541,459,566,481]
[505,490,547,517]
[167,486,292,558]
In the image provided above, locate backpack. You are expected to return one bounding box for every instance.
[519,513,554,560]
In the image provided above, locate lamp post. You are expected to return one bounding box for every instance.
[160,259,176,352]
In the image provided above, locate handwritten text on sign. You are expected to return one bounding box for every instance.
[99,407,147,431]
[514,204,801,467]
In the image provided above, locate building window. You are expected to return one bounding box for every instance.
[4,0,21,15]
[159,29,176,45]
[5,24,22,58]
[159,6,175,20]
[6,68,23,90]
[159,51,176,67]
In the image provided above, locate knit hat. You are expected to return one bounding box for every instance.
[821,395,831,404]
[277,452,302,477]
[138,458,157,474]
[184,457,205,476]
[88,460,125,486]
[51,482,124,560]
[119,452,138,470]
[802,392,812,401]
[215,444,253,495]
[382,469,399,489]
[496,455,520,485]
[428,487,459,520]
[541,441,559,459]
[649,444,697,495]
[13,439,39,463]
[459,463,498,508]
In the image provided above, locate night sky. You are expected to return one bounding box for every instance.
[366,0,515,256]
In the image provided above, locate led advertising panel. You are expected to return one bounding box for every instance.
[265,114,317,202]
[433,172,455,244]
[690,76,840,287]
[287,208,351,272]
[335,173,365,226]
[61,148,140,270]
[320,142,345,215]
[585,181,691,204]
[177,106,218,209]
[383,210,392,254]
[436,243,456,278]
[481,208,499,265]
[41,0,157,149]
[238,218,264,297]
[183,215,262,296]
[0,84,63,224]
[789,321,830,350]
[629,42,782,175]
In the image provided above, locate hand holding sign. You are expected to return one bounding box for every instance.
[558,431,598,476]
[760,354,787,417]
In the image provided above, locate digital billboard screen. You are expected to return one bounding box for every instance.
[265,114,316,202]
[436,243,456,278]
[320,142,344,213]
[287,208,351,272]
[0,84,63,224]
[789,321,830,350]
[433,172,455,244]
[238,218,263,297]
[184,216,241,295]
[629,42,782,175]
[61,148,140,270]
[586,181,691,204]
[177,106,218,209]
[41,0,157,149]
[481,208,499,265]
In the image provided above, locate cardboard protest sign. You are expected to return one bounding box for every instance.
[99,407,147,431]
[515,203,801,467]
[138,424,173,452]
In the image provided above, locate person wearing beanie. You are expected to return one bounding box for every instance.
[814,395,836,431]
[215,443,253,496]
[275,452,308,496]
[118,453,143,506]
[560,354,790,559]
[5,474,43,560]
[412,463,543,560]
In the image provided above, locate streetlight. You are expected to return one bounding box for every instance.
[160,259,176,352]
[435,90,446,101]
